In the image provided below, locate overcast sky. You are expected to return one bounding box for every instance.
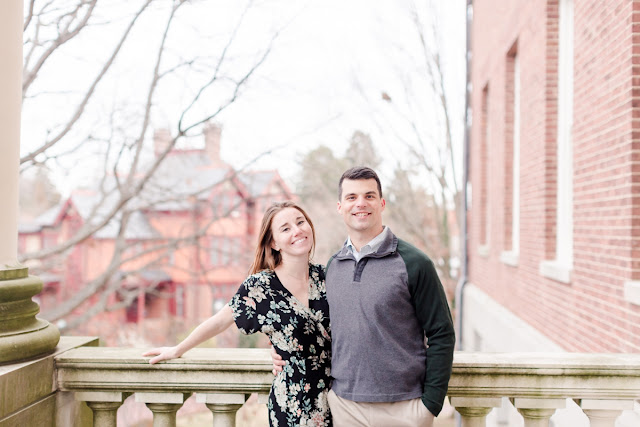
[21,0,466,194]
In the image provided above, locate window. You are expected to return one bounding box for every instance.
[175,284,184,317]
[501,45,520,267]
[229,237,240,265]
[231,194,243,217]
[210,237,220,266]
[478,84,490,257]
[540,0,573,283]
[221,236,230,265]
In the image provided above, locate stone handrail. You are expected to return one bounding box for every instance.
[56,347,273,427]
[55,348,640,426]
[448,352,640,427]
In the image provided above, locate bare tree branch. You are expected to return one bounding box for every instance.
[128,0,185,180]
[21,0,286,337]
[177,0,254,130]
[21,0,152,165]
[179,31,279,135]
[23,0,98,95]
[23,0,37,31]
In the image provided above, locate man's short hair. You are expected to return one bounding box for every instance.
[338,166,383,200]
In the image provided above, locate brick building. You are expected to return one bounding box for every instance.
[463,0,640,355]
[19,123,294,345]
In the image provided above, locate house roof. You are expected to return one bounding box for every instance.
[18,202,65,233]
[94,210,161,240]
[19,147,290,240]
[239,170,281,198]
[138,155,230,210]
[59,192,159,240]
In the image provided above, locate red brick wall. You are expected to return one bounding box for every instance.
[470,0,640,351]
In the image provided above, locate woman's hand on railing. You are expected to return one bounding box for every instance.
[142,347,183,365]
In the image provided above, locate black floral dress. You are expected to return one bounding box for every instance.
[229,263,332,427]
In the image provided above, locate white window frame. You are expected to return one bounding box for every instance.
[479,87,491,258]
[501,54,520,267]
[540,0,573,283]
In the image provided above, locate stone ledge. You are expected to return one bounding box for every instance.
[539,260,572,284]
[449,352,640,400]
[0,266,28,280]
[499,250,519,267]
[624,281,640,306]
[0,393,55,427]
[56,347,273,394]
[0,336,98,420]
[55,347,640,402]
[477,245,490,258]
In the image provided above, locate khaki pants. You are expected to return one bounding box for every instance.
[327,389,435,427]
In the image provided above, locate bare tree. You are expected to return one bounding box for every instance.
[356,0,464,298]
[19,0,285,335]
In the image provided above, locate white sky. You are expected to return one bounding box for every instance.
[21,0,466,194]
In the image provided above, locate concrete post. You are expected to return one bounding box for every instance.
[0,0,59,364]
[513,397,565,427]
[578,399,633,427]
[196,393,247,427]
[0,0,21,267]
[451,397,502,427]
[76,391,129,427]
[136,392,191,427]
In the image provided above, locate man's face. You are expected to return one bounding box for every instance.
[337,178,385,236]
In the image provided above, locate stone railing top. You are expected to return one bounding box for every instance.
[56,347,273,394]
[453,352,640,375]
[450,352,640,400]
[56,347,272,369]
[55,347,640,401]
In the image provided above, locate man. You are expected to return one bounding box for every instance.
[274,166,455,426]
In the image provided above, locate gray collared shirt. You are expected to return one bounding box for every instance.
[345,226,390,262]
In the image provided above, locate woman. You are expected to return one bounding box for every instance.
[143,201,332,427]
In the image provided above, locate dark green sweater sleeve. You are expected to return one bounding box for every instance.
[400,241,455,416]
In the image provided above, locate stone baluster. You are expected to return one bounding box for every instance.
[577,399,633,427]
[135,392,191,427]
[513,397,565,427]
[451,397,502,427]
[196,393,248,427]
[76,391,129,427]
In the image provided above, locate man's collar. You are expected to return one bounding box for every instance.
[346,226,389,254]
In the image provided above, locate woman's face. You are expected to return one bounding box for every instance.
[270,207,313,259]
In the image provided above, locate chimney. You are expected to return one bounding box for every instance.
[153,128,173,157]
[204,122,224,167]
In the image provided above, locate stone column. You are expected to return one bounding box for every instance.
[0,0,21,265]
[196,393,247,427]
[451,397,502,427]
[136,392,191,427]
[76,391,129,427]
[0,0,60,364]
[513,397,565,427]
[578,399,633,427]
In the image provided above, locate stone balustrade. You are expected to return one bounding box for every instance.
[54,347,640,426]
[55,347,272,427]
[449,352,640,427]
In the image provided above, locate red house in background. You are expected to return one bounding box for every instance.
[19,123,294,345]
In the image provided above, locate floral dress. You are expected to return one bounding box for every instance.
[229,263,332,427]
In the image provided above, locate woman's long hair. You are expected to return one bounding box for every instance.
[248,201,316,275]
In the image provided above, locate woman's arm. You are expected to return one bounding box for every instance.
[142,304,235,364]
